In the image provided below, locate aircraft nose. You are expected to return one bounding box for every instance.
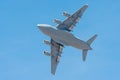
[37,24,46,32]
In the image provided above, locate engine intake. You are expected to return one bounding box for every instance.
[63,11,71,17]
[44,51,51,56]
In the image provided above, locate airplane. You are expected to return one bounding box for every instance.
[37,4,97,75]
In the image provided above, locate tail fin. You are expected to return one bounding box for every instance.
[82,50,88,61]
[82,34,97,61]
[87,34,97,45]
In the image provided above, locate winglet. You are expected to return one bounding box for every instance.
[85,4,88,7]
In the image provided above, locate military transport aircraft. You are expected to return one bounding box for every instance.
[37,4,97,75]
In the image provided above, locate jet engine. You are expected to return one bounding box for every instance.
[54,19,62,24]
[63,11,71,17]
[44,51,51,56]
[44,40,51,46]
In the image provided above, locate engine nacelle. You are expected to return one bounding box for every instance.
[63,11,71,17]
[44,40,51,46]
[44,51,51,56]
[54,19,62,24]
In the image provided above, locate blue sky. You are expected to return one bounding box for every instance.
[0,0,120,80]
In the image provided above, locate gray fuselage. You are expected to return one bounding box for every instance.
[38,24,91,50]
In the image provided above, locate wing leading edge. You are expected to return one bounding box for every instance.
[51,39,63,75]
[57,4,88,31]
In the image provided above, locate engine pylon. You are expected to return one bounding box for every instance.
[54,19,62,24]
[44,40,51,46]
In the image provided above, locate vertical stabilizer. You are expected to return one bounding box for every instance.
[82,50,88,61]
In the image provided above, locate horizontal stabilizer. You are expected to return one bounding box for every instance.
[82,50,88,61]
[87,34,97,45]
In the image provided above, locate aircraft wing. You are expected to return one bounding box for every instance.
[51,39,63,75]
[57,4,88,31]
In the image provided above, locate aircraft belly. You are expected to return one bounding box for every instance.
[51,29,90,50]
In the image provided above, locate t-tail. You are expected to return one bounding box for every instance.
[82,34,97,61]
